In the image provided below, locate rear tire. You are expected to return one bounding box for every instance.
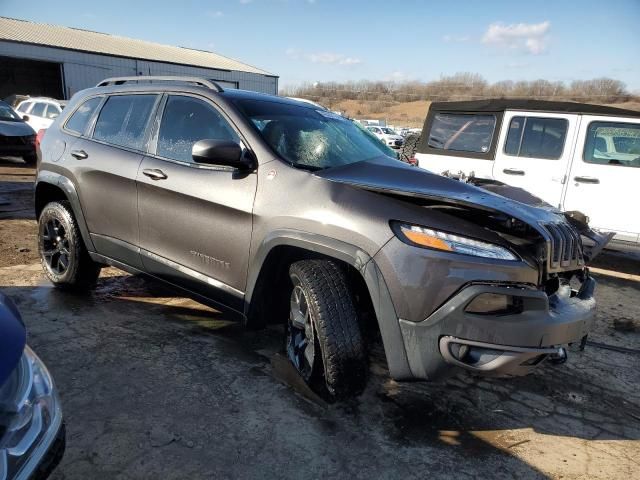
[38,201,101,290]
[286,259,367,400]
[399,132,420,163]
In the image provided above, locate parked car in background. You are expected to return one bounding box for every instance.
[36,76,608,401]
[366,125,405,149]
[15,98,67,132]
[0,293,65,480]
[0,100,37,164]
[403,100,640,247]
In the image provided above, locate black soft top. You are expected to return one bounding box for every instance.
[429,99,640,118]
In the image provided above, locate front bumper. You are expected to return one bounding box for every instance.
[0,347,65,480]
[397,277,596,379]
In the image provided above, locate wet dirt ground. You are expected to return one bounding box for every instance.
[1,157,639,479]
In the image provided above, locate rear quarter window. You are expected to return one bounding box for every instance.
[65,97,103,135]
[427,113,496,154]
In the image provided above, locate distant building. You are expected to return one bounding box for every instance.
[0,16,278,99]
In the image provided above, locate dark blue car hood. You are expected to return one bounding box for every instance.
[0,293,27,386]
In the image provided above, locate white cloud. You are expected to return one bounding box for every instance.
[442,34,469,43]
[286,48,362,66]
[206,10,224,18]
[482,21,550,54]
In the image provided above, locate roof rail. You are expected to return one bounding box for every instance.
[96,76,224,92]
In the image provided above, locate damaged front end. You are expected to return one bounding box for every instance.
[318,158,612,379]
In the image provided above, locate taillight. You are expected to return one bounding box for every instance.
[408,157,418,166]
[36,129,46,148]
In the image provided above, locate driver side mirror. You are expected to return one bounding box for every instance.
[192,139,256,170]
[22,115,30,122]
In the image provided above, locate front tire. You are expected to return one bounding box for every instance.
[38,201,101,290]
[286,260,367,399]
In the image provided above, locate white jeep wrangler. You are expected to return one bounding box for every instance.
[405,100,640,247]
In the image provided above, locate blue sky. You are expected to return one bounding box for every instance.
[2,0,639,90]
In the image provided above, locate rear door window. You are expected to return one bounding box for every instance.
[584,121,640,168]
[93,94,157,151]
[504,116,568,159]
[65,97,102,135]
[30,103,46,117]
[428,113,496,153]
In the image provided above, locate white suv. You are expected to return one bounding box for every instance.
[366,126,405,149]
[411,99,640,247]
[15,97,67,131]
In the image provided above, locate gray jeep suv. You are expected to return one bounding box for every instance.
[35,76,606,399]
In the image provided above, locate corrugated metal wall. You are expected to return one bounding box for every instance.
[0,41,277,99]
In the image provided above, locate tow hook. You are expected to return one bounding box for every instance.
[548,347,568,365]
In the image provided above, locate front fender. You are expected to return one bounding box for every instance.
[245,229,413,380]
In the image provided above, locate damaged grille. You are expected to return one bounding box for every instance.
[540,222,584,272]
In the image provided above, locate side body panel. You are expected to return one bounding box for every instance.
[136,157,257,306]
[72,138,144,268]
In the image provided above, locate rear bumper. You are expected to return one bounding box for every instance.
[397,276,596,379]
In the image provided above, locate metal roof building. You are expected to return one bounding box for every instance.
[0,16,278,100]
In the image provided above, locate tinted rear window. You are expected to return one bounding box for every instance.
[504,116,568,160]
[65,97,102,135]
[428,113,495,153]
[93,95,157,151]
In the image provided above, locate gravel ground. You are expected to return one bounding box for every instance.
[1,157,639,479]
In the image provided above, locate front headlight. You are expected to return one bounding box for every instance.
[393,222,518,261]
[0,346,61,480]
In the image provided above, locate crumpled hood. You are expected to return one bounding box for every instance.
[0,293,27,387]
[0,120,35,137]
[316,157,564,226]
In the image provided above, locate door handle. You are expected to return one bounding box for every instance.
[70,149,88,160]
[142,168,168,180]
[574,176,600,184]
[503,168,525,176]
